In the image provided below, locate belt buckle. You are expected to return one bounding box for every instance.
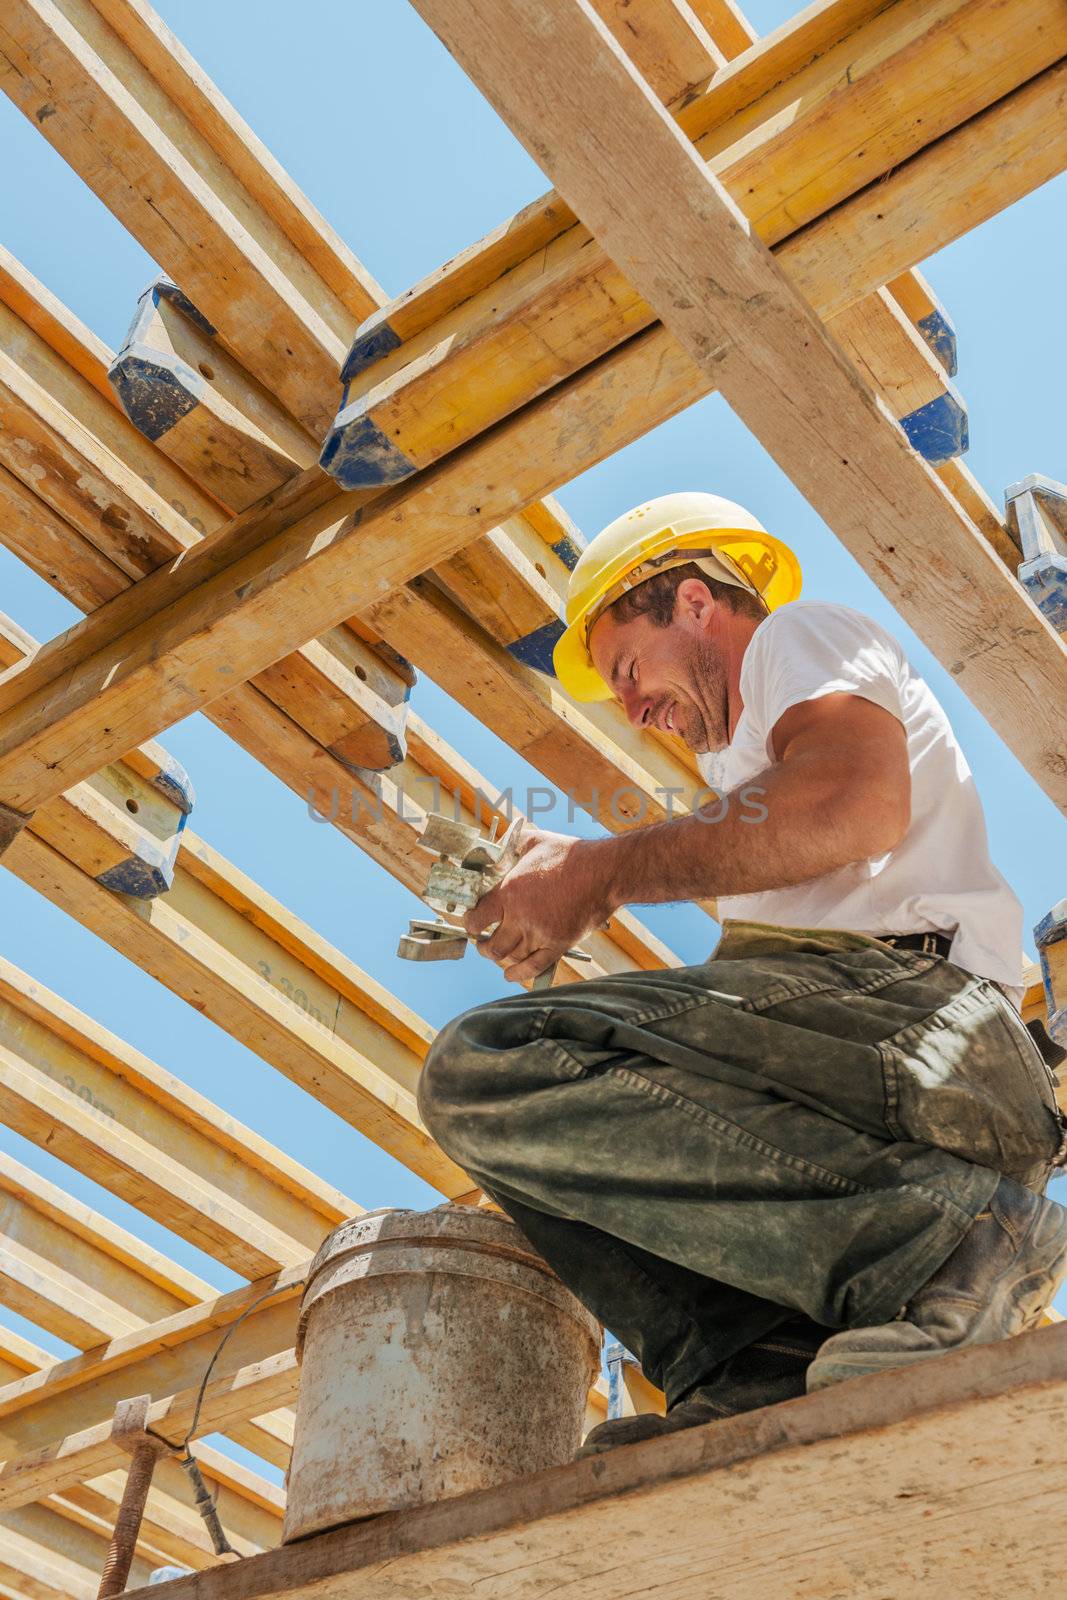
[919,932,940,956]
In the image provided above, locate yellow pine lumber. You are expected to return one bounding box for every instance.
[0,1502,155,1597]
[0,1329,49,1389]
[0,1156,295,1468]
[784,57,1067,324]
[688,0,756,57]
[0,315,713,813]
[0,1267,305,1509]
[1,617,656,1188]
[56,1446,283,1564]
[0,245,116,408]
[0,1348,299,1513]
[334,0,1053,479]
[0,0,351,433]
[114,282,319,508]
[0,1329,280,1560]
[589,0,725,101]
[404,4,1067,815]
[0,459,130,612]
[0,955,358,1278]
[90,0,383,325]
[364,576,704,828]
[0,1151,207,1343]
[3,826,458,1193]
[119,1326,1067,1600]
[0,289,410,773]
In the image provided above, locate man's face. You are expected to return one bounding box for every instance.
[588,579,731,753]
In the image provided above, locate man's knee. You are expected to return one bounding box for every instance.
[417,1012,469,1151]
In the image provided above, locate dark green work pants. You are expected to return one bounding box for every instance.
[418,924,1065,1413]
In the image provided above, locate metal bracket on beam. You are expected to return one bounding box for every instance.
[1006,475,1067,633]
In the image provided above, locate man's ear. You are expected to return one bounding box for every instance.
[674,577,716,631]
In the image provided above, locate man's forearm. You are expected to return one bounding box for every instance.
[592,743,905,912]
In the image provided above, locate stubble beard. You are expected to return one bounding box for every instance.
[680,634,730,753]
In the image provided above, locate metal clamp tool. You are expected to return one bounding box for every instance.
[397,813,591,989]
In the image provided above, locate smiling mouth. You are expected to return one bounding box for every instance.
[662,702,678,734]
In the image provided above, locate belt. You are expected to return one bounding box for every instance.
[874,931,954,958]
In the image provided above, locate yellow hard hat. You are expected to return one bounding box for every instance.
[553,491,801,701]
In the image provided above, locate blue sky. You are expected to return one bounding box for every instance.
[0,0,1064,1447]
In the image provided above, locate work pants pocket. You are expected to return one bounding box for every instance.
[879,977,1065,1187]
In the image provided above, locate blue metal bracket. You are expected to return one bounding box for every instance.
[1006,475,1067,633]
[1034,900,1067,1048]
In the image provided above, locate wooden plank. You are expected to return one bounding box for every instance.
[827,287,968,467]
[120,1325,1067,1600]
[0,310,711,813]
[0,243,116,407]
[0,1267,303,1494]
[365,576,707,829]
[0,1151,209,1343]
[3,827,459,1193]
[88,0,384,326]
[0,954,359,1278]
[885,267,958,377]
[0,1497,156,1600]
[0,0,358,433]
[0,1502,155,1596]
[100,269,709,835]
[407,0,1067,816]
[0,1157,295,1469]
[0,268,673,925]
[110,278,320,508]
[588,0,725,101]
[0,1348,298,1512]
[324,0,1055,486]
[0,294,413,776]
[786,57,1067,324]
[0,1331,281,1560]
[59,1445,283,1564]
[0,619,656,1188]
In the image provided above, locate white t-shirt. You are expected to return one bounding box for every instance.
[698,601,1023,992]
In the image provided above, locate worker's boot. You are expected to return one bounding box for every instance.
[807,1175,1067,1392]
[576,1392,721,1456]
[577,1327,821,1456]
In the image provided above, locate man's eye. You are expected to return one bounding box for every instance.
[627,661,637,684]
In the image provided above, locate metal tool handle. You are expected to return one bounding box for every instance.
[96,1440,158,1597]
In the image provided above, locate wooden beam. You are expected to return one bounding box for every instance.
[405,0,1067,817]
[0,286,413,775]
[117,1325,1067,1600]
[0,0,377,433]
[588,0,726,101]
[0,1157,296,1469]
[0,1501,156,1596]
[0,312,711,814]
[324,0,1053,485]
[0,1328,281,1561]
[0,1151,208,1344]
[0,1266,303,1501]
[3,823,456,1195]
[0,954,359,1278]
[101,273,712,841]
[1,618,664,1193]
[0,1348,298,1512]
[54,1445,283,1566]
[0,268,673,975]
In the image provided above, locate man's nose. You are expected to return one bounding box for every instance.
[619,687,652,728]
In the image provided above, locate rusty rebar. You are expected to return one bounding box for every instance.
[96,1439,158,1597]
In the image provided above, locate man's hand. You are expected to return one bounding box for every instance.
[464,827,615,985]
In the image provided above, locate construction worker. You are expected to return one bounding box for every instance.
[417,492,1067,1452]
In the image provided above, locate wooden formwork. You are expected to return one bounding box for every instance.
[0,0,1063,1590]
